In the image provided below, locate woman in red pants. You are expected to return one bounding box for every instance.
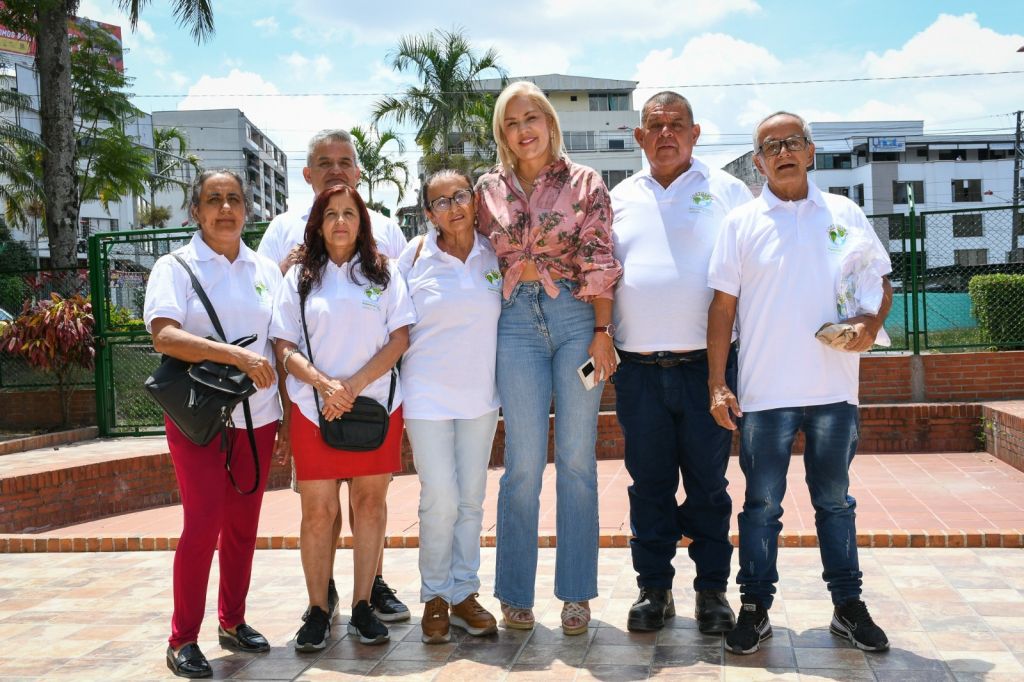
[144,169,286,679]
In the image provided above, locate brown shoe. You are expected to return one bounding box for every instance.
[451,593,498,636]
[421,596,450,644]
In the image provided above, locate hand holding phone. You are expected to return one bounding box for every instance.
[577,348,621,390]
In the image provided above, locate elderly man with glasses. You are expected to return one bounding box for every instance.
[706,111,893,656]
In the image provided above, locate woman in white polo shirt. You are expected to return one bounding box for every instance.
[270,184,415,650]
[398,169,502,644]
[144,169,283,678]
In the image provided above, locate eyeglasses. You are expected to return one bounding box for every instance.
[428,189,473,212]
[757,135,809,157]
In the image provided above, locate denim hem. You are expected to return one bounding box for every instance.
[830,590,862,606]
[693,580,730,593]
[494,592,533,610]
[637,577,673,591]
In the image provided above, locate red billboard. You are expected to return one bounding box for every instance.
[0,7,123,72]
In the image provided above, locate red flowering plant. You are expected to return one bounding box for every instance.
[1,293,96,428]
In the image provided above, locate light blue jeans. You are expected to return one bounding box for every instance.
[406,410,499,605]
[494,280,602,608]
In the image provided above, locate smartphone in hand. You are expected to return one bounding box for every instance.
[577,349,620,390]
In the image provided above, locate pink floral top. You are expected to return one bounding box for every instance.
[475,158,622,302]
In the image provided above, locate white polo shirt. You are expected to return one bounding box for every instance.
[707,183,892,412]
[270,258,416,424]
[143,232,284,428]
[397,230,502,420]
[257,203,408,266]
[611,159,752,351]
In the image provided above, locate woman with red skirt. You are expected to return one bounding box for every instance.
[270,184,415,649]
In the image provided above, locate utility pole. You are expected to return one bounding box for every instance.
[1013,109,1022,255]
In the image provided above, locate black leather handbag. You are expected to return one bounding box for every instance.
[144,254,263,494]
[300,290,395,452]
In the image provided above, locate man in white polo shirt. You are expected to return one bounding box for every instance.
[258,129,409,624]
[707,111,892,655]
[611,92,752,635]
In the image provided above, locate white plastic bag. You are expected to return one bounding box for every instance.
[834,230,891,348]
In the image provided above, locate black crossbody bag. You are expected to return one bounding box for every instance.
[299,289,395,452]
[144,254,262,494]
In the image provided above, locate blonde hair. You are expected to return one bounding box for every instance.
[492,81,566,174]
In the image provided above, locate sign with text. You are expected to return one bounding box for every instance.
[870,137,906,153]
[0,5,122,72]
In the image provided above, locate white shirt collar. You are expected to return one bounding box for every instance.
[420,228,485,262]
[188,231,257,263]
[639,156,711,191]
[759,181,828,211]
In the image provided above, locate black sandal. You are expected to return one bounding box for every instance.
[218,623,270,653]
[166,642,212,679]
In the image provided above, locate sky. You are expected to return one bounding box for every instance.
[74,0,1024,213]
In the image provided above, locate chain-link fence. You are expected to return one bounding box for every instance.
[91,224,268,435]
[868,205,1024,352]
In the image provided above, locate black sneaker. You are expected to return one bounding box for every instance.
[626,587,675,632]
[295,605,331,652]
[830,599,890,651]
[725,603,772,655]
[302,579,340,622]
[348,599,390,645]
[695,590,736,635]
[370,576,410,622]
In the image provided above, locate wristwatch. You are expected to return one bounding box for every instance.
[593,323,616,338]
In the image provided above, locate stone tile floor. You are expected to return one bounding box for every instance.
[2,547,1024,680]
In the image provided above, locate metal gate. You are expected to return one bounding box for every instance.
[89,225,267,436]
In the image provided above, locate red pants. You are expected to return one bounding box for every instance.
[165,416,277,649]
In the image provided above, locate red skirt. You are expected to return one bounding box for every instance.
[290,403,403,480]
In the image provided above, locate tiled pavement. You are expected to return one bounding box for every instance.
[35,453,1024,548]
[3,547,1024,680]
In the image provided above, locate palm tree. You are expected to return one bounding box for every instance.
[349,125,410,207]
[142,127,203,227]
[371,27,505,169]
[0,0,215,268]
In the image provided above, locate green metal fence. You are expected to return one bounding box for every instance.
[89,224,267,436]
[868,204,1024,352]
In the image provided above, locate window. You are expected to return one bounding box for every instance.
[588,93,628,111]
[815,153,853,169]
[952,214,983,238]
[608,138,625,150]
[951,179,982,202]
[570,95,578,102]
[889,251,927,280]
[601,170,632,189]
[978,149,1010,160]
[564,131,595,151]
[915,147,929,158]
[80,218,91,240]
[829,186,850,197]
[954,248,987,266]
[872,152,899,162]
[938,149,964,161]
[892,181,924,204]
[852,184,865,207]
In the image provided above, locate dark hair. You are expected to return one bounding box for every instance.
[188,169,252,223]
[298,185,390,301]
[640,91,694,127]
[420,168,474,212]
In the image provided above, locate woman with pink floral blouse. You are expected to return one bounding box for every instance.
[475,81,622,636]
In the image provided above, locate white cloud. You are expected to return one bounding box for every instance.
[283,52,334,80]
[252,17,280,35]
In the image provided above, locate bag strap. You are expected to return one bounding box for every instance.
[411,235,426,267]
[171,253,260,495]
[172,253,228,342]
[299,274,397,414]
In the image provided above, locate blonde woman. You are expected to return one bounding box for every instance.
[475,81,622,635]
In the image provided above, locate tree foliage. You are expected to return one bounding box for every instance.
[350,125,409,206]
[372,27,505,170]
[1,292,95,427]
[149,126,203,210]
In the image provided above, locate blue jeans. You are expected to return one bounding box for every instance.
[614,348,737,593]
[407,411,500,605]
[494,280,601,608]
[737,402,863,609]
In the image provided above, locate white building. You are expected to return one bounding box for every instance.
[0,51,150,264]
[722,120,1022,268]
[151,109,288,227]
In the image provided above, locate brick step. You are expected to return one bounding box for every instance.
[0,402,1013,535]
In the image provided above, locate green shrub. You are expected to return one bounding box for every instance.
[968,274,1024,348]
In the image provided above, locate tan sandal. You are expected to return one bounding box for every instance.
[561,601,591,636]
[500,603,535,630]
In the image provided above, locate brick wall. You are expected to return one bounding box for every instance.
[861,352,1024,404]
[0,388,96,429]
[983,402,1024,473]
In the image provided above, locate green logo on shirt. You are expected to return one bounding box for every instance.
[484,270,501,285]
[692,191,713,207]
[254,281,268,299]
[364,286,383,302]
[827,224,848,247]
